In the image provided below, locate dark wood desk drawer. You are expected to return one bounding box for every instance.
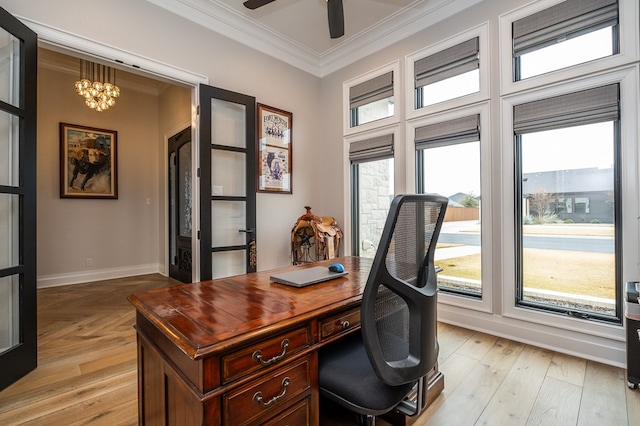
[223,357,311,426]
[320,307,360,341]
[222,326,310,383]
[263,397,310,426]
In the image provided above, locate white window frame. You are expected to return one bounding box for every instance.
[499,0,639,96]
[406,101,492,314]
[405,22,490,120]
[343,61,400,137]
[342,124,402,256]
[500,65,638,340]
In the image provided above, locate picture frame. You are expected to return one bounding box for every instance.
[257,103,292,194]
[60,123,118,199]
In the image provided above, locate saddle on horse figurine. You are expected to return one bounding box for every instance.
[291,206,343,265]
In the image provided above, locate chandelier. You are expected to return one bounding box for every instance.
[74,60,120,112]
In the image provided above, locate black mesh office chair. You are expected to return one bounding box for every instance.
[319,194,448,425]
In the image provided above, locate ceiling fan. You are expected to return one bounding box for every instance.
[243,0,345,39]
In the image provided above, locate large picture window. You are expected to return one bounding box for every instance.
[349,134,394,258]
[513,84,621,322]
[416,115,482,297]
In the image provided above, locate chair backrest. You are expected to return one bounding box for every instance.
[361,194,448,386]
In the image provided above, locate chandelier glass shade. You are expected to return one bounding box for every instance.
[74,60,120,112]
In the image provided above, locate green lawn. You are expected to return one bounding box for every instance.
[435,248,615,299]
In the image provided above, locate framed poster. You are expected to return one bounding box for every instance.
[257,103,292,193]
[60,123,118,199]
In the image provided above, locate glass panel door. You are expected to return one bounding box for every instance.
[199,85,256,280]
[0,5,37,391]
[168,127,192,283]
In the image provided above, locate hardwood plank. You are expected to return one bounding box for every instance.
[577,361,628,425]
[454,331,499,360]
[546,351,587,387]
[475,345,552,425]
[526,377,581,425]
[421,338,524,425]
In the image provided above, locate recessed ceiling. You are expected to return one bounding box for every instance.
[146,0,482,77]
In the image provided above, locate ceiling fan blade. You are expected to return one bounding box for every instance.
[243,0,276,10]
[327,0,344,39]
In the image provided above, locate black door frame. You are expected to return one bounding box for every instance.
[199,85,256,281]
[0,6,38,391]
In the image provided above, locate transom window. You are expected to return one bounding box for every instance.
[513,0,619,80]
[349,71,394,128]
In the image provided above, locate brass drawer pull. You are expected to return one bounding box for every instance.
[252,339,289,366]
[340,320,350,329]
[253,377,290,408]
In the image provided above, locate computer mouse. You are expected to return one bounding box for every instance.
[328,263,345,273]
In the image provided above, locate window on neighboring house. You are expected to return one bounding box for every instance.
[349,71,394,128]
[349,134,394,258]
[415,115,482,297]
[513,0,619,81]
[514,84,621,322]
[414,37,480,108]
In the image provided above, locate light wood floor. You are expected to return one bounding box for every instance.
[0,274,638,425]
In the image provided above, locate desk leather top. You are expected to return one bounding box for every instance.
[128,256,371,359]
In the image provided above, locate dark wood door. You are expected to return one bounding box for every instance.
[0,6,38,391]
[199,85,257,281]
[168,127,192,283]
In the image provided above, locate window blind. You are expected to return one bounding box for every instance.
[513,83,619,134]
[415,115,480,150]
[349,71,394,109]
[414,38,479,88]
[349,134,394,163]
[513,0,618,57]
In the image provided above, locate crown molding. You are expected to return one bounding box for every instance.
[146,0,483,78]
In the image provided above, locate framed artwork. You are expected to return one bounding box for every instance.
[60,123,118,199]
[257,103,292,193]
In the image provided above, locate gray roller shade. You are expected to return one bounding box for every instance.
[350,71,394,109]
[513,0,618,57]
[513,84,619,134]
[415,115,480,150]
[414,38,479,88]
[349,134,394,163]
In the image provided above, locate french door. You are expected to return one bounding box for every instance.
[0,6,37,391]
[199,85,256,280]
[168,127,192,283]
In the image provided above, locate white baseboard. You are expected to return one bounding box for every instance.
[37,263,163,289]
[438,303,627,369]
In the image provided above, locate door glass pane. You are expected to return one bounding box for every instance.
[422,141,482,296]
[0,193,19,269]
[212,200,246,247]
[212,250,246,279]
[0,29,19,108]
[0,112,19,186]
[357,158,394,258]
[212,99,246,149]
[0,274,20,352]
[178,142,192,237]
[519,122,616,317]
[212,149,246,197]
[169,152,176,262]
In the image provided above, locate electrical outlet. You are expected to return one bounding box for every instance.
[86,258,93,267]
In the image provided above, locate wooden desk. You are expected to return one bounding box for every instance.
[129,256,443,425]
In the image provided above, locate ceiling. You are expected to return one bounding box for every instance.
[146,0,481,77]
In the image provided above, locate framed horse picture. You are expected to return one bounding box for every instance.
[257,103,292,194]
[60,123,118,199]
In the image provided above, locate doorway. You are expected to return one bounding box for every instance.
[168,127,193,283]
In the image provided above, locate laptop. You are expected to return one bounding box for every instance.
[270,266,348,288]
